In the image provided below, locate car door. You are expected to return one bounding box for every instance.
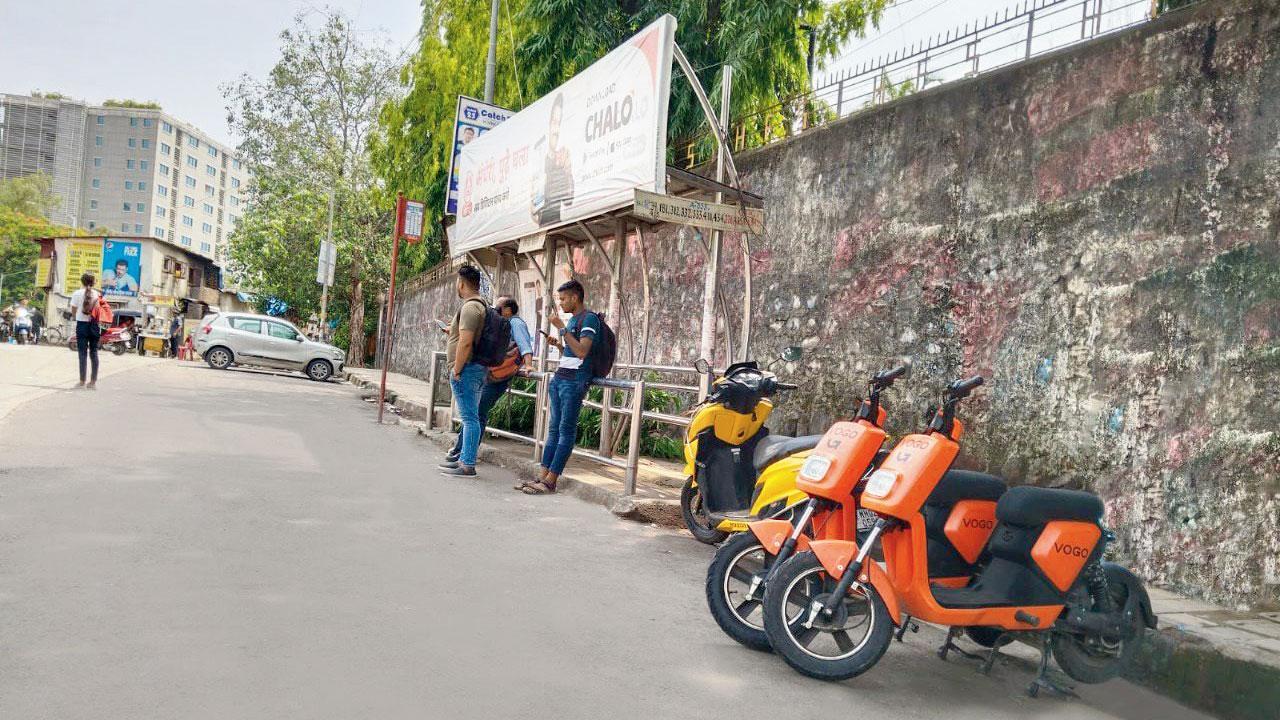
[262,320,308,369]
[224,316,267,362]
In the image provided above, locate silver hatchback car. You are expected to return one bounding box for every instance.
[195,312,345,381]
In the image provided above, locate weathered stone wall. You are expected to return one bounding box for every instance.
[391,0,1280,609]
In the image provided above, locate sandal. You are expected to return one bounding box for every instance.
[520,480,557,495]
[513,478,541,491]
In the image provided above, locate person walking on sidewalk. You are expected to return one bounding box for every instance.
[69,273,101,390]
[445,296,533,465]
[520,279,598,495]
[439,265,489,477]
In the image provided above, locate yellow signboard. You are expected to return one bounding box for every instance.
[64,240,104,290]
[35,258,52,287]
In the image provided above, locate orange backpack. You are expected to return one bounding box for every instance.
[90,294,113,325]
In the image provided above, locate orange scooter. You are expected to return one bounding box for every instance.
[705,364,1006,651]
[762,376,1157,695]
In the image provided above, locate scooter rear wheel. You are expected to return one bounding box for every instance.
[681,478,729,545]
[1053,565,1144,684]
[763,552,893,681]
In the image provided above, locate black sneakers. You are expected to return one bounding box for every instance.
[439,464,476,477]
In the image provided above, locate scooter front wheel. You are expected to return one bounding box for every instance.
[705,532,774,651]
[763,552,893,681]
[681,478,729,545]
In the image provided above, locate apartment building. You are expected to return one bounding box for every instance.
[0,93,249,264]
[0,93,87,227]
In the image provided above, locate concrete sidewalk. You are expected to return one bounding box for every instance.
[345,367,1279,720]
[344,367,685,526]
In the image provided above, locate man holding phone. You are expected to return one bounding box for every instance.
[518,279,597,495]
[444,296,533,465]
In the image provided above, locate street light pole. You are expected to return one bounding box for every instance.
[319,189,336,341]
[484,0,500,103]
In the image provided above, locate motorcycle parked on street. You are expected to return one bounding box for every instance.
[680,348,819,544]
[762,376,1157,695]
[705,362,1007,651]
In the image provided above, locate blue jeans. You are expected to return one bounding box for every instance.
[540,376,588,475]
[450,362,487,467]
[450,377,513,458]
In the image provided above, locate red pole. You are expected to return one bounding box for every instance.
[378,192,406,424]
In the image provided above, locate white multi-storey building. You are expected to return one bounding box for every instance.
[0,93,249,264]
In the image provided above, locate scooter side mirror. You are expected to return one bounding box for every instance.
[780,346,803,363]
[693,358,711,375]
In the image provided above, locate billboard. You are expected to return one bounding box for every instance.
[446,96,512,215]
[64,240,103,291]
[101,240,142,298]
[453,15,677,255]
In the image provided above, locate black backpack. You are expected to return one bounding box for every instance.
[466,299,512,368]
[576,311,617,379]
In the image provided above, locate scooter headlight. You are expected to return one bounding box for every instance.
[799,455,832,482]
[864,469,897,498]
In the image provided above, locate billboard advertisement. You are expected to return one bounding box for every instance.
[453,15,677,255]
[101,240,142,298]
[446,96,512,216]
[64,240,103,291]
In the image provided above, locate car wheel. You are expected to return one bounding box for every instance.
[205,346,233,370]
[306,359,334,382]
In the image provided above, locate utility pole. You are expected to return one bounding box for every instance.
[319,189,336,341]
[697,66,732,372]
[484,0,500,103]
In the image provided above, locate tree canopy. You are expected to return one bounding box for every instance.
[224,9,399,364]
[372,0,887,268]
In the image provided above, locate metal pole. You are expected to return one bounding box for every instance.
[378,193,406,425]
[600,219,626,457]
[623,379,646,496]
[1025,8,1035,59]
[698,66,731,366]
[484,0,500,103]
[320,189,335,340]
[425,350,440,429]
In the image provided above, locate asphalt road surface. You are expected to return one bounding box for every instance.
[0,359,1211,719]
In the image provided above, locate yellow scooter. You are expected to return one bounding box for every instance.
[681,350,819,544]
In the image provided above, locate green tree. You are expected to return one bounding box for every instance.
[0,172,60,218]
[102,99,162,109]
[371,0,528,274]
[225,9,399,366]
[373,0,886,264]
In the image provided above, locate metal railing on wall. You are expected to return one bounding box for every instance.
[674,0,1160,168]
[420,350,712,495]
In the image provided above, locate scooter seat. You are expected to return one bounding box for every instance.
[925,470,1007,506]
[752,434,823,470]
[996,485,1103,527]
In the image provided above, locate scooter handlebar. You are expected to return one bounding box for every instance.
[873,363,911,386]
[775,382,798,390]
[946,375,985,398]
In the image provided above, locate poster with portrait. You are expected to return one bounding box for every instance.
[453,15,677,254]
[445,96,513,216]
[101,240,142,298]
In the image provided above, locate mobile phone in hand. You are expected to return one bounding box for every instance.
[435,319,448,332]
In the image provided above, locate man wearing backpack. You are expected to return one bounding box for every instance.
[519,279,600,495]
[439,265,490,477]
[445,295,533,465]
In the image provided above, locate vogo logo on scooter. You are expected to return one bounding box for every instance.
[1054,543,1090,558]
[961,517,993,530]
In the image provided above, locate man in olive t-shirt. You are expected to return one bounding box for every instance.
[439,265,489,477]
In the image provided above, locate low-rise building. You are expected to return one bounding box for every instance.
[32,235,251,339]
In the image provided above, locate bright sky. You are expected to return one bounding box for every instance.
[0,0,1146,148]
[0,0,420,147]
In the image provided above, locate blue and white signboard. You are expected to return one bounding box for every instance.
[446,96,512,215]
[101,240,141,298]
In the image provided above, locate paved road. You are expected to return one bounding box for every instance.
[0,361,1210,719]
[0,343,157,421]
